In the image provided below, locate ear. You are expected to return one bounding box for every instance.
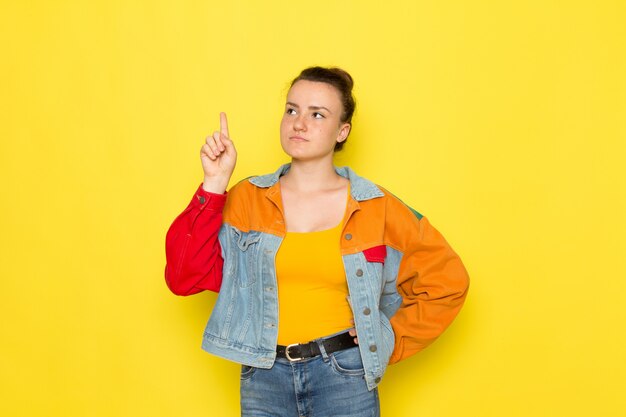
[337,123,351,143]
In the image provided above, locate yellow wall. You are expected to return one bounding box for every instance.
[1,1,625,415]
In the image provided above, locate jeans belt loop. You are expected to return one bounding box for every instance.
[316,338,330,362]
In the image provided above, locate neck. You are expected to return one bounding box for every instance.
[282,157,343,192]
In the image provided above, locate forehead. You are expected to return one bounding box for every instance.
[287,80,342,108]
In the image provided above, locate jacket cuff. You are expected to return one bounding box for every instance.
[192,183,227,211]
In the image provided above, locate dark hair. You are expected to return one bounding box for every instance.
[290,66,356,151]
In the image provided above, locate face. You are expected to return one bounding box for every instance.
[280,80,351,161]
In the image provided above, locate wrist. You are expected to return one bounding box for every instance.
[202,176,229,194]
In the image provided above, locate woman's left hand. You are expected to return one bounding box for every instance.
[349,319,359,345]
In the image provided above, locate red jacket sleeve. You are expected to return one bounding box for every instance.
[164,184,227,295]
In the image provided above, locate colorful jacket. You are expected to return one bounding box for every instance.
[165,164,469,390]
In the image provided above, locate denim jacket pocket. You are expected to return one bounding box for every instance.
[378,315,396,366]
[359,245,386,292]
[363,245,386,264]
[231,229,262,288]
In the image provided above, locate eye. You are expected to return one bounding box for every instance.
[313,112,325,119]
[285,108,296,115]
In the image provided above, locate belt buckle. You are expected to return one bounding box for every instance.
[285,343,303,362]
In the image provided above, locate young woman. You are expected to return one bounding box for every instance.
[165,67,469,417]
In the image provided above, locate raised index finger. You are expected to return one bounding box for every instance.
[220,112,229,137]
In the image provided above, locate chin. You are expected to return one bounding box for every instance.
[280,140,335,161]
[280,141,305,157]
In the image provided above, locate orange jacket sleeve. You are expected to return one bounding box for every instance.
[388,215,469,363]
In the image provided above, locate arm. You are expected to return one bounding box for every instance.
[388,216,469,363]
[164,112,237,295]
[164,186,227,295]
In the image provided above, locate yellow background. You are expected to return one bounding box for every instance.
[1,1,625,416]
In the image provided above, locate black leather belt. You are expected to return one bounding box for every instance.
[276,331,357,362]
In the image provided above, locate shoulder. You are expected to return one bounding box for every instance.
[225,163,288,202]
[349,172,423,222]
[340,165,424,222]
[223,178,256,218]
[371,186,431,252]
[226,176,256,199]
[223,170,278,214]
[376,185,424,221]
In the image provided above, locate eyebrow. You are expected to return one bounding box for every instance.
[286,102,332,113]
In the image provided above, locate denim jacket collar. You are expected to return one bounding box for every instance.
[249,163,384,202]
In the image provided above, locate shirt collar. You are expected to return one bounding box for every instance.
[248,163,384,202]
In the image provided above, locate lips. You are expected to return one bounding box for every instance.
[289,135,308,142]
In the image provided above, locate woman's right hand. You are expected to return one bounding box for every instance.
[201,112,237,194]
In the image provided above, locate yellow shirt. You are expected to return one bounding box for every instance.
[275,221,354,345]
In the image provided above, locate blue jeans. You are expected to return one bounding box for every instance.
[240,343,380,417]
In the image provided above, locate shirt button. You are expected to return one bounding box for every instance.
[356,269,363,277]
[363,308,371,315]
[369,345,377,352]
[375,377,381,383]
[198,195,206,204]
[344,233,352,240]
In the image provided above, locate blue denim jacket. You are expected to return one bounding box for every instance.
[195,164,468,391]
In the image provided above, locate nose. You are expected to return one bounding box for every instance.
[293,113,306,132]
